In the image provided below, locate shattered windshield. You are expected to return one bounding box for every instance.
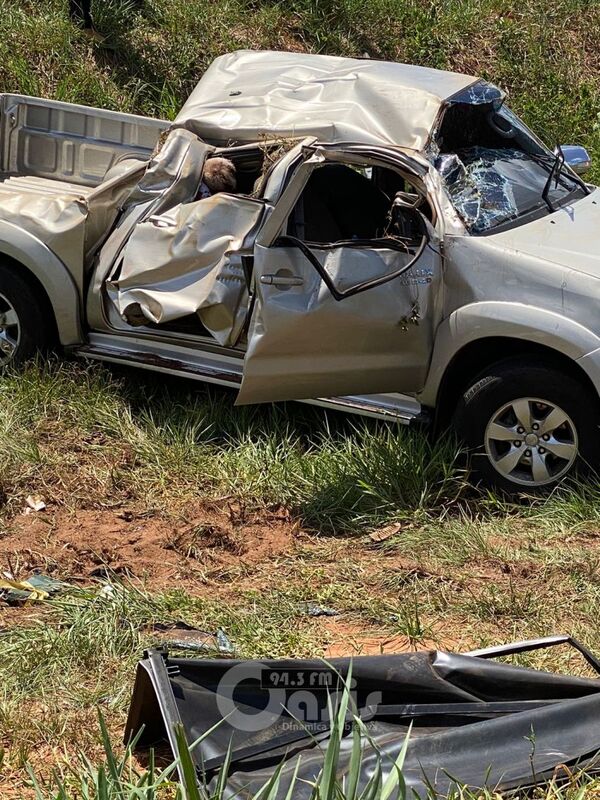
[431,83,586,233]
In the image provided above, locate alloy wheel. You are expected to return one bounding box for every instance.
[484,397,578,486]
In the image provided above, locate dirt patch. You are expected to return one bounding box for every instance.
[0,604,40,630]
[0,502,297,591]
[320,619,463,658]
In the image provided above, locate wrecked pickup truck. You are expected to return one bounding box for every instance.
[0,49,597,493]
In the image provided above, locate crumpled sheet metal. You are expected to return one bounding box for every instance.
[0,157,146,283]
[126,637,600,798]
[127,129,210,213]
[97,129,213,316]
[108,194,264,345]
[435,146,528,232]
[237,241,431,405]
[0,182,88,274]
[173,50,475,150]
[151,622,235,654]
[84,158,148,255]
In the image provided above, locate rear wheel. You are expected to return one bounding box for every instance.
[0,265,52,366]
[453,359,600,493]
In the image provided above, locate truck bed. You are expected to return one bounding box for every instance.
[0,94,167,187]
[0,95,167,290]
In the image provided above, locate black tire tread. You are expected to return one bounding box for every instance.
[0,263,51,365]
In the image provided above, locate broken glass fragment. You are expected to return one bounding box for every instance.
[447,80,505,108]
[435,147,533,232]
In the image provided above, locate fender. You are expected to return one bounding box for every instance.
[420,301,600,406]
[0,220,83,346]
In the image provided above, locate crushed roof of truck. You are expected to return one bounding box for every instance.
[173,50,476,150]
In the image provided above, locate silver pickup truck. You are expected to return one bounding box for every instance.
[0,49,597,494]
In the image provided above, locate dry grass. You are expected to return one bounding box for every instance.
[1,1,600,794]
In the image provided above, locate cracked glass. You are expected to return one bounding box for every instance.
[432,83,586,232]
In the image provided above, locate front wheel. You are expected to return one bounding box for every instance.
[453,360,600,493]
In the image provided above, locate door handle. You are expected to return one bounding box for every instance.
[260,273,304,286]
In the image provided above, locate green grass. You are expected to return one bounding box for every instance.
[14,616,412,800]
[3,363,600,793]
[0,358,470,531]
[4,578,600,797]
[0,0,599,179]
[1,358,599,534]
[2,1,600,795]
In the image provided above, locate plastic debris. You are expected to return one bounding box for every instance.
[369,524,402,543]
[216,628,235,653]
[26,574,64,594]
[98,584,117,599]
[25,495,46,513]
[0,572,66,605]
[0,576,49,604]
[127,635,600,799]
[297,601,340,617]
[151,622,235,654]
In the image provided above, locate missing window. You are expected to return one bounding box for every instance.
[286,160,430,253]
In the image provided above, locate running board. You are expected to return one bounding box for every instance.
[75,336,425,425]
[76,339,242,389]
[305,395,426,425]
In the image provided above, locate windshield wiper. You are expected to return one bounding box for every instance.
[541,145,565,212]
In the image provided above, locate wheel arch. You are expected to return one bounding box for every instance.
[0,222,83,346]
[432,336,599,432]
[421,302,600,426]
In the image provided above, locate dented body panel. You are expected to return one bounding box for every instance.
[174,50,474,149]
[420,190,600,404]
[110,193,264,346]
[0,52,597,431]
[0,218,82,345]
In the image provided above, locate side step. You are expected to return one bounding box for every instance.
[75,343,242,389]
[75,335,425,425]
[305,395,427,425]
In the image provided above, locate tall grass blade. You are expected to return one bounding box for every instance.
[174,723,204,800]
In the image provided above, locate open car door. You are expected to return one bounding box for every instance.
[236,145,442,405]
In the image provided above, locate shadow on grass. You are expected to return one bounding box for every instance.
[83,361,475,532]
[6,357,599,535]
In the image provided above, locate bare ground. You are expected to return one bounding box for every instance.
[3,500,599,797]
[0,502,480,656]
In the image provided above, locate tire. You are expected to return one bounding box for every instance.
[0,264,52,367]
[453,359,600,494]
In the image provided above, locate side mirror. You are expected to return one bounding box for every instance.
[390,192,426,241]
[560,144,592,175]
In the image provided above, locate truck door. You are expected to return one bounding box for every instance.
[236,146,442,405]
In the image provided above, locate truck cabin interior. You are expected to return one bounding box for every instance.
[285,162,430,248]
[201,144,431,247]
[141,148,432,340]
[206,145,271,196]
